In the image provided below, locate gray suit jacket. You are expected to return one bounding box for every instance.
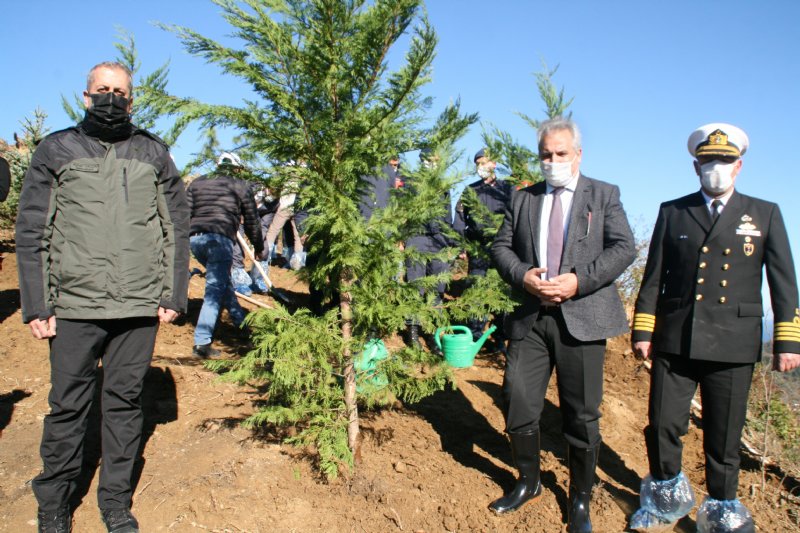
[491,175,635,341]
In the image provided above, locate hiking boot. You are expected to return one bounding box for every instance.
[37,506,72,533]
[193,344,222,358]
[100,508,139,533]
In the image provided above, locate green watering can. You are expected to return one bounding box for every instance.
[354,338,389,393]
[434,325,497,368]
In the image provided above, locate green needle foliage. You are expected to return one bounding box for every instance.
[0,109,50,227]
[444,64,576,325]
[167,0,488,478]
[61,28,178,143]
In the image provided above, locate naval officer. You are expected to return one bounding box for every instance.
[630,123,800,532]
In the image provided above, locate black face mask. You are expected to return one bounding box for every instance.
[81,93,133,141]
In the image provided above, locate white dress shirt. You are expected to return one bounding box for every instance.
[538,175,580,280]
[701,188,734,217]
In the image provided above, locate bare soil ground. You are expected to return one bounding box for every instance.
[1,238,798,532]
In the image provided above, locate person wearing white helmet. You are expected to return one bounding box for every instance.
[187,151,264,357]
[630,123,800,532]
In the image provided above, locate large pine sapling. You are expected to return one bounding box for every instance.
[156,0,483,477]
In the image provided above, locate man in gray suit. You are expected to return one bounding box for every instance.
[490,117,635,533]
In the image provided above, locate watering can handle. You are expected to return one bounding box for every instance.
[434,327,444,351]
[434,325,473,351]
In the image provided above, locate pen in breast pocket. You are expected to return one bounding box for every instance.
[586,211,592,236]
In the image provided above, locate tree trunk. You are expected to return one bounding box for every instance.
[339,276,359,458]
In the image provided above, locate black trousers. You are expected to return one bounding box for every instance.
[502,308,606,448]
[32,317,158,511]
[645,353,754,500]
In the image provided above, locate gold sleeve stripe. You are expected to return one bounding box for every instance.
[775,334,800,342]
[775,322,800,331]
[633,313,656,332]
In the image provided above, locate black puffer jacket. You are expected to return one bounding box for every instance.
[186,173,264,255]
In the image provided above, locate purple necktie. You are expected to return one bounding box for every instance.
[547,187,566,279]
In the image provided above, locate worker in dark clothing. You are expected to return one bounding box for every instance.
[404,149,455,348]
[453,148,514,347]
[187,152,263,357]
[232,183,278,295]
[0,155,10,202]
[0,155,9,271]
[359,156,400,220]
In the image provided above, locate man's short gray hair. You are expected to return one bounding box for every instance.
[86,61,133,95]
[537,116,582,151]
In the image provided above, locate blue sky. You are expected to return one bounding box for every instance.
[2,0,799,306]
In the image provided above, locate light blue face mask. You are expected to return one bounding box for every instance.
[540,156,575,187]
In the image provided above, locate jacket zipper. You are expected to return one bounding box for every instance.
[122,167,129,203]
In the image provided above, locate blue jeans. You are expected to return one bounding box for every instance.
[190,233,246,345]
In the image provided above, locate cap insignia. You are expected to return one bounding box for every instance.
[708,129,728,146]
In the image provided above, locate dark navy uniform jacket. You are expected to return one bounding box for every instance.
[453,177,514,243]
[632,189,800,363]
[358,164,397,221]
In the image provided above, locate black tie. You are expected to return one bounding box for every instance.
[711,199,723,223]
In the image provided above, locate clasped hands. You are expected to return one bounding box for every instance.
[523,267,578,304]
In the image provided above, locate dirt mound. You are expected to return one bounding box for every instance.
[1,248,798,532]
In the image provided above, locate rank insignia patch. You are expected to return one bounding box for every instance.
[736,221,761,237]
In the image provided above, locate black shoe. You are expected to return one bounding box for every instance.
[403,323,421,349]
[567,445,599,533]
[38,506,72,533]
[100,508,139,533]
[192,343,221,358]
[489,430,542,514]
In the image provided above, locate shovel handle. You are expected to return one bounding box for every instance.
[235,231,272,289]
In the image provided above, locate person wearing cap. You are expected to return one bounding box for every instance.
[629,123,800,532]
[454,148,514,350]
[491,117,635,531]
[402,148,456,348]
[187,152,264,357]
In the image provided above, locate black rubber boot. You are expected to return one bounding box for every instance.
[403,323,421,348]
[489,430,542,514]
[567,445,598,533]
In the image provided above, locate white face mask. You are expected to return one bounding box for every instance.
[540,157,575,188]
[700,161,735,195]
[477,165,494,180]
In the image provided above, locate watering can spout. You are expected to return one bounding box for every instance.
[473,325,497,355]
[434,324,498,367]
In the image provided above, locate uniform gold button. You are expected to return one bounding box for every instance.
[696,294,704,301]
[720,280,728,287]
[722,264,730,270]
[697,278,705,284]
[724,248,731,255]
[702,246,709,253]
[699,262,707,269]
[719,297,727,304]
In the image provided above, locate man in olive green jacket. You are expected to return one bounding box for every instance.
[15,62,189,533]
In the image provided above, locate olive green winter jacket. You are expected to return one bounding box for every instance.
[15,124,190,323]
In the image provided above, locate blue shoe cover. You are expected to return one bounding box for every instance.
[250,260,271,293]
[630,472,695,531]
[289,249,306,271]
[696,498,755,533]
[231,267,253,296]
